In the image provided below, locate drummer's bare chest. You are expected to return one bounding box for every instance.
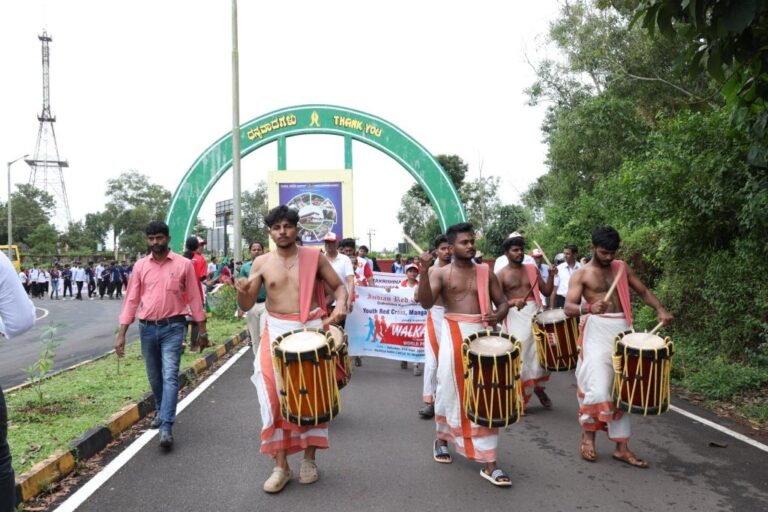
[444,266,476,297]
[500,268,527,292]
[262,260,300,291]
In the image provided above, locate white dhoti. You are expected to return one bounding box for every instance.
[246,301,267,356]
[422,305,444,404]
[251,311,330,456]
[503,301,549,407]
[435,314,498,463]
[575,313,631,441]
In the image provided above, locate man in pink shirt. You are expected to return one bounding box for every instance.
[115,221,207,449]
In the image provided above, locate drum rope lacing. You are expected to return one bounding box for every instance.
[611,332,673,416]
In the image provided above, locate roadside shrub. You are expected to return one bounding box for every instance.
[209,285,238,320]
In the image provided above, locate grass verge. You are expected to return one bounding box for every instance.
[7,316,245,475]
[671,334,768,430]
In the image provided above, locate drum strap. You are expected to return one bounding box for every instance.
[298,248,328,324]
[611,260,633,328]
[524,264,542,309]
[476,263,489,327]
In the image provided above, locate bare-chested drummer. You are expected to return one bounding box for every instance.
[416,222,512,487]
[564,225,672,468]
[236,205,348,493]
[416,234,452,419]
[496,235,556,409]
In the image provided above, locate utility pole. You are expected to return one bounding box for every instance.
[231,0,242,260]
[366,228,376,251]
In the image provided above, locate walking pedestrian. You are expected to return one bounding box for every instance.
[116,221,207,450]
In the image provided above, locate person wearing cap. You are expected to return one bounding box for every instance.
[494,232,534,274]
[323,232,354,316]
[531,248,550,307]
[497,235,556,410]
[397,263,422,373]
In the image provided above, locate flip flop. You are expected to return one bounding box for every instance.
[433,440,452,464]
[612,452,649,469]
[580,434,597,462]
[534,388,553,409]
[480,468,512,487]
[263,467,292,493]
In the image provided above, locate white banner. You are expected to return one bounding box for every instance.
[346,286,426,362]
[371,271,403,289]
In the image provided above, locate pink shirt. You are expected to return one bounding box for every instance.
[118,251,206,324]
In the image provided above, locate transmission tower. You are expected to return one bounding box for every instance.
[26,30,71,225]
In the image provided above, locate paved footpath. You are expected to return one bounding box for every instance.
[59,349,767,512]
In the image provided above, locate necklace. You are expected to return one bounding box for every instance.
[279,254,298,271]
[448,263,474,302]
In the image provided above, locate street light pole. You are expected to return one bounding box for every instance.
[231,0,242,261]
[7,154,29,262]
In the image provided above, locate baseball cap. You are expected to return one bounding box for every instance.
[531,248,543,257]
[405,263,418,272]
[323,232,338,242]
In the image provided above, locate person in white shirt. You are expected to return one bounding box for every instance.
[37,269,49,299]
[0,251,36,510]
[323,233,354,313]
[18,268,28,296]
[554,244,581,308]
[531,249,550,307]
[29,266,40,298]
[494,232,534,274]
[72,263,86,300]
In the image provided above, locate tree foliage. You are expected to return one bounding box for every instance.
[525,0,768,382]
[103,171,171,255]
[241,181,270,251]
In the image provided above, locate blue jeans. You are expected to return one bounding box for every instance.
[0,386,16,512]
[139,322,185,432]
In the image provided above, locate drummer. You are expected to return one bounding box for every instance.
[496,235,556,409]
[416,222,512,487]
[236,205,348,493]
[564,225,672,468]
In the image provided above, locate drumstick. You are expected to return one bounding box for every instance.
[533,240,552,267]
[403,233,424,254]
[603,266,624,304]
[649,321,664,336]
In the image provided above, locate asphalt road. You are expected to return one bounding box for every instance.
[0,295,138,388]
[69,351,768,512]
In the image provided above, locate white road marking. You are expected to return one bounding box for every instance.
[35,307,49,320]
[671,405,768,453]
[52,345,251,512]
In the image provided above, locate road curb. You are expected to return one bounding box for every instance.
[14,328,249,506]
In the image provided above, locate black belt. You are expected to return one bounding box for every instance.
[139,315,187,326]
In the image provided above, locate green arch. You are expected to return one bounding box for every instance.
[166,104,466,246]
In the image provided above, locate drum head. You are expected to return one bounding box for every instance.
[468,335,515,356]
[327,324,346,348]
[536,308,568,324]
[620,332,666,350]
[278,330,328,352]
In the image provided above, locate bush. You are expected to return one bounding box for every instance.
[208,285,238,319]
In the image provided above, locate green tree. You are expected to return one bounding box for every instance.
[191,217,210,239]
[104,171,170,255]
[396,193,441,249]
[241,181,269,251]
[26,223,59,255]
[407,154,468,207]
[633,0,768,165]
[0,184,56,247]
[483,205,532,257]
[460,176,502,234]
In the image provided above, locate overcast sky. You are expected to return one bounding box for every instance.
[1,0,559,251]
